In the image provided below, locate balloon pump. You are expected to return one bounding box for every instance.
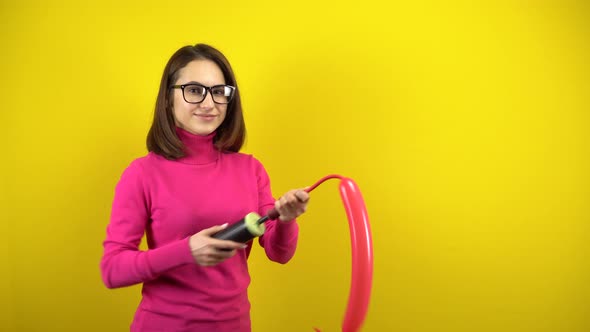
[213,174,373,332]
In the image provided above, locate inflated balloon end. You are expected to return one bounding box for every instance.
[305,175,373,332]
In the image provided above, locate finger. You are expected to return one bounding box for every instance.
[199,223,229,236]
[277,190,295,204]
[211,248,237,259]
[290,190,309,204]
[209,239,248,250]
[283,193,300,207]
[275,200,293,217]
[275,197,287,211]
[281,194,291,205]
[295,190,310,203]
[275,191,308,220]
[284,198,306,212]
[200,251,226,266]
[283,204,308,221]
[197,257,215,267]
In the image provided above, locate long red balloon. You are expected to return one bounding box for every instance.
[305,175,373,332]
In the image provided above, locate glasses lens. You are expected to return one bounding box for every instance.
[210,85,235,104]
[183,85,206,103]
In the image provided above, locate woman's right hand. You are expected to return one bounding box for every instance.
[189,224,248,267]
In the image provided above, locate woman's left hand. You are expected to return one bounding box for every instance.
[274,189,310,222]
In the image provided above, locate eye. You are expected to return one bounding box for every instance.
[213,86,233,96]
[212,88,226,96]
[185,85,205,95]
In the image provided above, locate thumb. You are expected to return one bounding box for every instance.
[199,223,228,236]
[296,190,310,202]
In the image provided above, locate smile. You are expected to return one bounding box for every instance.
[193,114,218,122]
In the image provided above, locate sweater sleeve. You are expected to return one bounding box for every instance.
[100,159,194,289]
[253,158,299,264]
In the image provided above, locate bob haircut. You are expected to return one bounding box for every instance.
[147,44,245,159]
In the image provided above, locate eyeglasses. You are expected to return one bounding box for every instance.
[171,83,236,104]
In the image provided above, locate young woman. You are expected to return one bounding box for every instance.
[100,43,309,332]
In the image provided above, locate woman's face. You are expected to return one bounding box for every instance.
[172,59,228,136]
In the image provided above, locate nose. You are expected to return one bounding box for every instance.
[199,91,215,109]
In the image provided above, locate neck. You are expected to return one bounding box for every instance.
[175,127,219,165]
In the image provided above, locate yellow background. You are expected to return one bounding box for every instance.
[1,1,588,331]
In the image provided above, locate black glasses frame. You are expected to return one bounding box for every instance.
[170,83,236,104]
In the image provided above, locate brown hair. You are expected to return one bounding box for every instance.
[146,44,245,159]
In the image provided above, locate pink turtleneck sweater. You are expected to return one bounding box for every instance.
[100,128,299,332]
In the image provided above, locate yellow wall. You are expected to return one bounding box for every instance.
[1,1,588,331]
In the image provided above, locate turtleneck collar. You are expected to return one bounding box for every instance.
[175,127,220,165]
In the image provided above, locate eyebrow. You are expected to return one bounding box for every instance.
[182,81,225,87]
[182,81,205,86]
